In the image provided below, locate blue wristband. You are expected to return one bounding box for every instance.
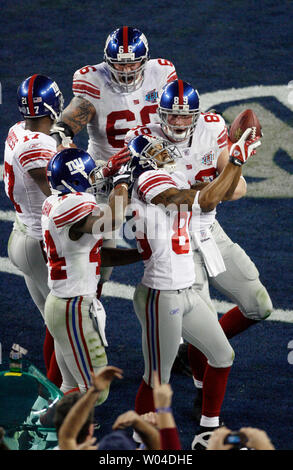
[155,407,172,413]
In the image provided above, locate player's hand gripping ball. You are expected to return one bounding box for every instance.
[229,109,262,143]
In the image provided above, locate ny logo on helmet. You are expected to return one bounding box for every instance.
[65,158,85,175]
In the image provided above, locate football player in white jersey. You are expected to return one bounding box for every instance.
[42,147,139,401]
[125,79,273,422]
[4,74,65,387]
[122,131,260,449]
[49,26,177,296]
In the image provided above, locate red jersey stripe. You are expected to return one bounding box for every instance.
[139,180,176,202]
[138,175,176,195]
[21,156,52,168]
[19,149,55,166]
[217,128,228,148]
[72,81,100,99]
[54,207,95,229]
[167,71,178,83]
[73,79,100,93]
[53,203,96,228]
[53,202,96,224]
[53,200,97,223]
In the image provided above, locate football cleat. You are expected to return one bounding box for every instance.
[191,430,214,450]
[104,26,149,93]
[17,74,64,120]
[192,423,225,450]
[158,79,200,142]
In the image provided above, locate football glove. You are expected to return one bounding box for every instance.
[102,147,131,178]
[229,128,261,166]
[113,162,133,188]
[50,121,75,148]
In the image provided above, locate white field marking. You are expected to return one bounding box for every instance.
[0,257,291,324]
[0,210,15,222]
[201,84,293,113]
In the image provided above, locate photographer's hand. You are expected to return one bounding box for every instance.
[206,426,234,450]
[240,427,275,450]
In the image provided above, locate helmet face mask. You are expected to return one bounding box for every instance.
[17,74,64,121]
[159,110,199,142]
[128,135,182,178]
[158,80,200,142]
[107,61,146,93]
[104,26,149,93]
[89,162,113,203]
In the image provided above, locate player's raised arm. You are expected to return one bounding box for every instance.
[155,129,260,212]
[125,132,260,214]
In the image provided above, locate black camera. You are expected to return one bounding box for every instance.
[224,431,248,449]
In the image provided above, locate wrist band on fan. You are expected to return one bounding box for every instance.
[155,407,172,413]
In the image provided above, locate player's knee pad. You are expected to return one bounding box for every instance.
[208,345,235,369]
[225,244,272,319]
[211,242,273,320]
[243,285,273,321]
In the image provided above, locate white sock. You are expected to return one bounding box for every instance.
[200,415,219,429]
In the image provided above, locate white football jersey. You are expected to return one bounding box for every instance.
[131,169,197,290]
[125,113,228,229]
[41,192,102,298]
[4,121,57,240]
[72,59,177,161]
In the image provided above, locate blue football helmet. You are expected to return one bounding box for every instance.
[127,134,182,179]
[17,74,64,120]
[104,26,149,92]
[47,148,112,200]
[158,79,200,142]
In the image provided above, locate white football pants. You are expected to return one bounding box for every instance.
[8,228,49,318]
[133,283,234,387]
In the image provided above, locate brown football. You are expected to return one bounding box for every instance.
[229,109,262,143]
